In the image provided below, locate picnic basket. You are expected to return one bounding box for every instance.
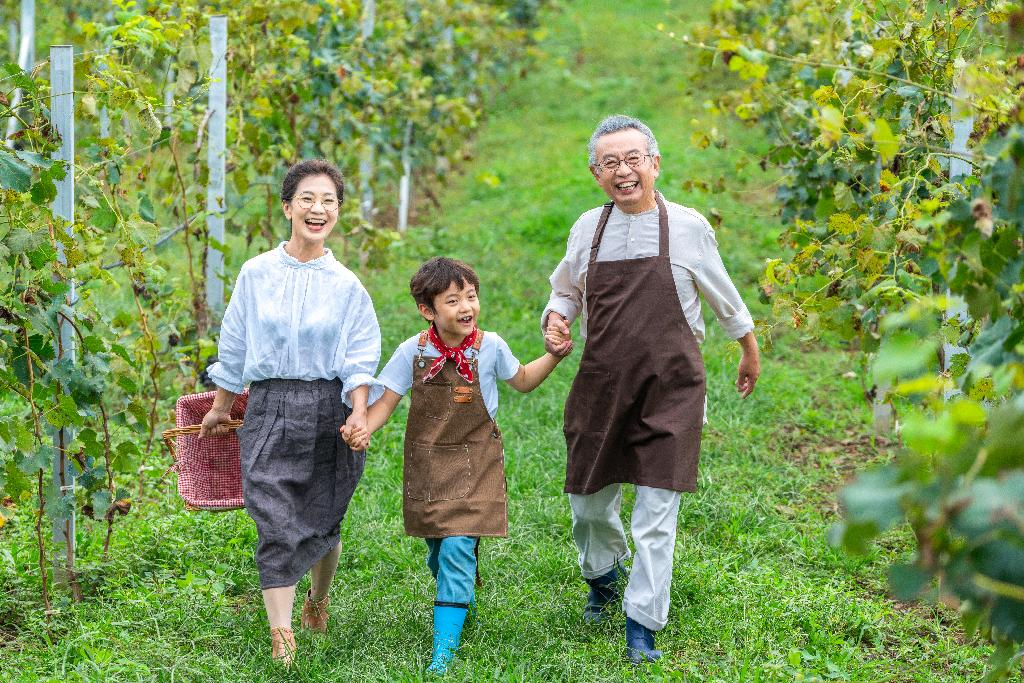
[162,390,248,511]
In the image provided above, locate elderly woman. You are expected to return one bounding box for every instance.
[199,159,381,664]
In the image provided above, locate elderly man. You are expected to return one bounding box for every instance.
[543,115,760,664]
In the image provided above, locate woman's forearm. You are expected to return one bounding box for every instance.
[348,384,369,414]
[211,387,238,413]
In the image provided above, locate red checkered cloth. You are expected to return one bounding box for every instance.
[164,390,248,511]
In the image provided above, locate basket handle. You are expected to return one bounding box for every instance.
[161,420,244,467]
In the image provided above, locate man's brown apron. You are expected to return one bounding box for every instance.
[564,192,706,494]
[403,329,508,538]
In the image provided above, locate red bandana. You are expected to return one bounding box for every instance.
[423,325,477,384]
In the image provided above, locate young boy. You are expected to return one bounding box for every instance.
[341,257,568,674]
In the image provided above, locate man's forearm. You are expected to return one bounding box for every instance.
[737,331,759,357]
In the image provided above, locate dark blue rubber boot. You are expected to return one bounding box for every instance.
[427,605,468,674]
[583,566,621,624]
[625,616,663,664]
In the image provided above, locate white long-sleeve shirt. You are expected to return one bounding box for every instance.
[207,243,383,407]
[543,199,754,344]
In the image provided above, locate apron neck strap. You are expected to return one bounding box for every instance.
[588,202,615,264]
[655,191,669,257]
[588,193,669,263]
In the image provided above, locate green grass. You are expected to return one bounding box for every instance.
[0,1,999,681]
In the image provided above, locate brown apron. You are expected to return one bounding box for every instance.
[403,329,508,538]
[564,192,706,495]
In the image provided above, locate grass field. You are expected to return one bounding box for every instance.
[0,1,999,681]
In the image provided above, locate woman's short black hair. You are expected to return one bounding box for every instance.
[410,257,481,310]
[280,159,345,203]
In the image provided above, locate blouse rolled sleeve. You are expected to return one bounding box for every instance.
[696,227,755,340]
[339,286,384,408]
[207,268,248,394]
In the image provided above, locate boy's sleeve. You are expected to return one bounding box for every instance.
[375,339,415,399]
[492,335,522,381]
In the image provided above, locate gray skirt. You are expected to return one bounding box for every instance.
[238,378,365,589]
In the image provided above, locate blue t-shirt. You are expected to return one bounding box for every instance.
[376,332,521,418]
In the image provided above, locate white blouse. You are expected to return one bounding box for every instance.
[207,243,382,407]
[543,198,755,344]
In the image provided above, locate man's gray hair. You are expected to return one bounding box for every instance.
[587,115,660,165]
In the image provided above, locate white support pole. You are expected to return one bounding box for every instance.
[50,44,76,580]
[398,121,413,232]
[206,15,227,315]
[359,1,375,223]
[944,83,974,400]
[872,152,892,433]
[162,57,174,128]
[7,21,16,60]
[5,0,35,148]
[361,0,375,40]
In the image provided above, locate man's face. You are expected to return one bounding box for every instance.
[419,281,480,344]
[591,128,660,214]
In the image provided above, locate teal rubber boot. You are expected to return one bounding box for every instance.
[625,616,663,664]
[426,605,468,674]
[583,567,621,624]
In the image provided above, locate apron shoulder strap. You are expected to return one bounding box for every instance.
[655,191,669,256]
[416,330,428,362]
[588,201,616,264]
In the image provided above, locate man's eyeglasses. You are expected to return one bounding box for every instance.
[294,195,339,212]
[595,153,652,173]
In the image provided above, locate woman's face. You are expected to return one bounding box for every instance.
[282,174,341,245]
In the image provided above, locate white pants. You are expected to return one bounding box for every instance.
[569,484,681,631]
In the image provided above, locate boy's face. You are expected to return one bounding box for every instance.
[419,281,480,344]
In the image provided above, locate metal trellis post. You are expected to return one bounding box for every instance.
[50,44,76,581]
[944,83,974,400]
[206,15,227,315]
[359,0,375,223]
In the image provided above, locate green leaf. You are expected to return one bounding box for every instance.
[873,332,936,384]
[0,149,31,192]
[872,118,899,164]
[91,489,112,519]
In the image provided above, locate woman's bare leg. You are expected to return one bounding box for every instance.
[262,585,297,629]
[309,541,341,601]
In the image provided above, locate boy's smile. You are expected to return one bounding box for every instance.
[419,281,480,347]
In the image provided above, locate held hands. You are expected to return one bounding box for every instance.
[340,410,370,451]
[544,311,574,358]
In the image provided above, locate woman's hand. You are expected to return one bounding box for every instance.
[340,410,370,451]
[199,407,233,438]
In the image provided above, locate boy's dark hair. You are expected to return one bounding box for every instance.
[410,257,481,310]
[280,159,345,203]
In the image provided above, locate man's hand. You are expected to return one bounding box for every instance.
[544,311,573,357]
[199,407,233,438]
[735,331,761,399]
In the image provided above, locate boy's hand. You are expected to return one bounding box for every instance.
[340,422,370,451]
[544,312,573,357]
[544,329,574,357]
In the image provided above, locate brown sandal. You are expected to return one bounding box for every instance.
[270,626,296,665]
[301,590,330,633]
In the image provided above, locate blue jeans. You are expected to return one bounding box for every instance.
[425,536,477,606]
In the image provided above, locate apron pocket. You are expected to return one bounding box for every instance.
[564,370,612,434]
[405,442,471,502]
[417,381,453,422]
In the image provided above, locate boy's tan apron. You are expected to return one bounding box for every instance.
[404,330,508,538]
[564,192,706,495]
